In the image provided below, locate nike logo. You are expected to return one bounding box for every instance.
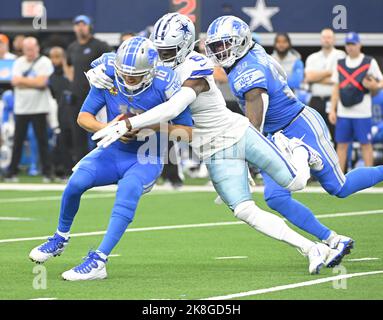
[200,62,207,67]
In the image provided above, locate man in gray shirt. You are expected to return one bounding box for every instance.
[5,37,53,181]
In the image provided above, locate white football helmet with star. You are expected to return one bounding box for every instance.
[151,13,196,68]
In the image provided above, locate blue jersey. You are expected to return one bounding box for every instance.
[81,57,193,156]
[227,44,305,134]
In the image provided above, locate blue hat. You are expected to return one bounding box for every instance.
[345,32,360,44]
[73,15,92,25]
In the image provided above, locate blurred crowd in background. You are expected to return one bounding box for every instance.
[1,14,383,187]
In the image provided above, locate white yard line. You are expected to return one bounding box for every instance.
[1,183,383,194]
[29,297,57,300]
[202,270,383,300]
[316,209,383,219]
[0,221,243,244]
[0,217,33,221]
[346,257,380,262]
[0,193,116,204]
[215,256,248,260]
[0,209,382,244]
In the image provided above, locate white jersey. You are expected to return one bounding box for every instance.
[175,51,249,160]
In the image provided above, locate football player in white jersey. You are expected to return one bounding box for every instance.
[86,13,343,274]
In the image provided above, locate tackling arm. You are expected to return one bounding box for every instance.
[127,77,210,130]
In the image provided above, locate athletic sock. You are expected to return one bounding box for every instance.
[56,230,70,240]
[234,201,314,255]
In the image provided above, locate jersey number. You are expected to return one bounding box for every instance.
[156,69,170,81]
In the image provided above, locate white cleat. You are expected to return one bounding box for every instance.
[272,131,323,171]
[29,233,69,264]
[272,131,295,163]
[289,137,324,171]
[62,251,107,281]
[307,243,331,275]
[323,233,355,268]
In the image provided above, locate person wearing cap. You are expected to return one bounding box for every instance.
[329,32,383,172]
[305,29,346,141]
[65,15,111,164]
[0,34,16,60]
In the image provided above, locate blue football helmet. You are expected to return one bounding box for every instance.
[114,36,159,96]
[205,16,253,68]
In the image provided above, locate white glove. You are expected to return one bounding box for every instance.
[92,120,128,148]
[372,125,379,137]
[85,64,114,90]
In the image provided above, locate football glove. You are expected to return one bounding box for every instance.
[85,64,114,90]
[92,120,128,148]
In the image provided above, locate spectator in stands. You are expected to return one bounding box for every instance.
[12,35,25,57]
[0,34,16,60]
[48,47,73,178]
[329,32,383,172]
[272,33,304,91]
[65,15,111,164]
[305,28,346,140]
[5,37,53,182]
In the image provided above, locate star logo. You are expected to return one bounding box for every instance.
[242,0,280,32]
[177,21,191,37]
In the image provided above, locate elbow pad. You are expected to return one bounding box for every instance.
[129,86,197,129]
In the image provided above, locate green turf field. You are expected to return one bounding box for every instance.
[0,189,382,300]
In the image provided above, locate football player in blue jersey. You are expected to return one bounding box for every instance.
[28,37,193,281]
[86,13,348,275]
[205,16,383,259]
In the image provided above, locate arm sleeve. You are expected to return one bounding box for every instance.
[80,87,107,115]
[129,86,197,129]
[287,59,304,89]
